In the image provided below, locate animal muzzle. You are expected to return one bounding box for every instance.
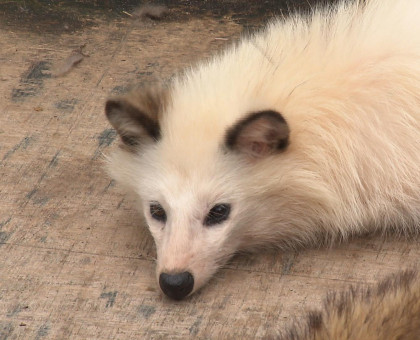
[159,271,194,300]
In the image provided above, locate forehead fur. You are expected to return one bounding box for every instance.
[137,145,243,205]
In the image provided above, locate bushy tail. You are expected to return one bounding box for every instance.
[283,270,420,340]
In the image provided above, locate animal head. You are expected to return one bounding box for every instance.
[105,85,291,299]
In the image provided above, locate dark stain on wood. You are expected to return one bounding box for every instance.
[98,129,117,148]
[0,322,14,338]
[189,316,203,335]
[0,231,11,244]
[35,324,49,340]
[116,198,125,209]
[2,136,35,162]
[32,196,50,207]
[0,218,13,246]
[6,304,24,318]
[11,61,51,101]
[137,305,156,319]
[26,188,38,201]
[103,180,116,193]
[0,217,11,229]
[282,252,297,275]
[111,85,130,95]
[43,213,59,227]
[55,99,78,113]
[92,129,117,159]
[26,188,50,207]
[48,151,61,168]
[100,291,118,308]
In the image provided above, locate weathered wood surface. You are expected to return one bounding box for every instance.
[0,2,419,339]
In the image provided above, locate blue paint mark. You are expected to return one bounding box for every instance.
[32,196,50,207]
[48,151,60,168]
[103,179,116,193]
[25,189,49,206]
[100,291,118,308]
[54,99,78,112]
[281,252,297,275]
[0,231,11,244]
[6,304,23,317]
[138,305,156,319]
[0,217,11,229]
[26,189,38,200]
[12,61,51,101]
[2,136,35,162]
[98,129,117,147]
[111,85,130,95]
[189,316,203,335]
[0,322,14,338]
[35,324,49,339]
[92,129,117,160]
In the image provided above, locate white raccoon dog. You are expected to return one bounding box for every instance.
[105,0,420,300]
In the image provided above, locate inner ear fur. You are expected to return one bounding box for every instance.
[105,86,168,149]
[225,110,290,158]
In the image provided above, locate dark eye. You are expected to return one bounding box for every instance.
[204,204,231,226]
[150,202,167,223]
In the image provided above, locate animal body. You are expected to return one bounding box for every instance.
[283,270,420,340]
[105,0,420,301]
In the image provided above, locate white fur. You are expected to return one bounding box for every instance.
[107,0,420,295]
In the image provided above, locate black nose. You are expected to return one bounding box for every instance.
[159,271,194,300]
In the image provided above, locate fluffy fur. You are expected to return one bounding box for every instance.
[282,270,420,340]
[105,0,420,297]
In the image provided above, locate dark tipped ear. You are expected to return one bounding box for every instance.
[105,87,167,149]
[225,110,290,158]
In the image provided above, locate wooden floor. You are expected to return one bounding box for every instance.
[1,2,419,339]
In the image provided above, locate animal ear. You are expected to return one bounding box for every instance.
[105,87,167,149]
[225,110,290,158]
